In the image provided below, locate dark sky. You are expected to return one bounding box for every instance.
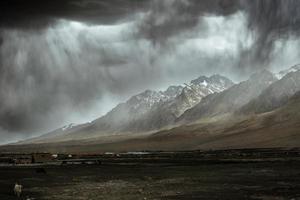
[1,0,300,144]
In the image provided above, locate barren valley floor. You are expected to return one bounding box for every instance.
[1,160,300,200]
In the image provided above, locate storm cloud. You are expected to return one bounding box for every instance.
[237,0,300,72]
[0,0,150,29]
[0,0,300,144]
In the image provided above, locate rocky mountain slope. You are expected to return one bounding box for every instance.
[113,74,234,132]
[167,75,234,117]
[92,86,184,131]
[240,69,300,114]
[92,74,233,131]
[177,70,278,123]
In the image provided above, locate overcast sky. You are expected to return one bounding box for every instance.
[1,0,300,144]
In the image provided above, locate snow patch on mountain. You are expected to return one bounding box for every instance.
[172,74,234,116]
[276,64,300,79]
[62,123,78,131]
[127,85,184,114]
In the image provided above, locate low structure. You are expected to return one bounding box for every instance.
[61,158,101,165]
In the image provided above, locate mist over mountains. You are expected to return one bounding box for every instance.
[10,64,300,152]
[1,1,300,145]
[241,67,300,114]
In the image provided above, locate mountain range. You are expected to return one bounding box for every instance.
[2,64,300,153]
[22,74,234,143]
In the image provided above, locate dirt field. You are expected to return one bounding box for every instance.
[1,160,300,200]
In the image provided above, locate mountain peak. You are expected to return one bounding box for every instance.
[240,67,300,115]
[190,76,209,85]
[190,74,233,87]
[276,64,300,79]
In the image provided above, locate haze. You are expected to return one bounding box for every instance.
[0,0,300,144]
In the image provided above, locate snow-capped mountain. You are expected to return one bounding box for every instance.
[126,86,184,115]
[14,65,300,148]
[28,74,234,143]
[178,70,278,123]
[88,74,234,132]
[112,74,234,132]
[170,75,234,117]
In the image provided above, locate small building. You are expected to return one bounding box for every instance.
[52,154,58,159]
[32,153,53,163]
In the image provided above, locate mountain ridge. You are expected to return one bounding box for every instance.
[177,70,277,124]
[20,74,234,144]
[4,90,300,153]
[240,69,300,114]
[14,65,300,147]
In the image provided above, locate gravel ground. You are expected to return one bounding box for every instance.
[1,161,300,200]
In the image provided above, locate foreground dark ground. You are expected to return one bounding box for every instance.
[1,159,300,200]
